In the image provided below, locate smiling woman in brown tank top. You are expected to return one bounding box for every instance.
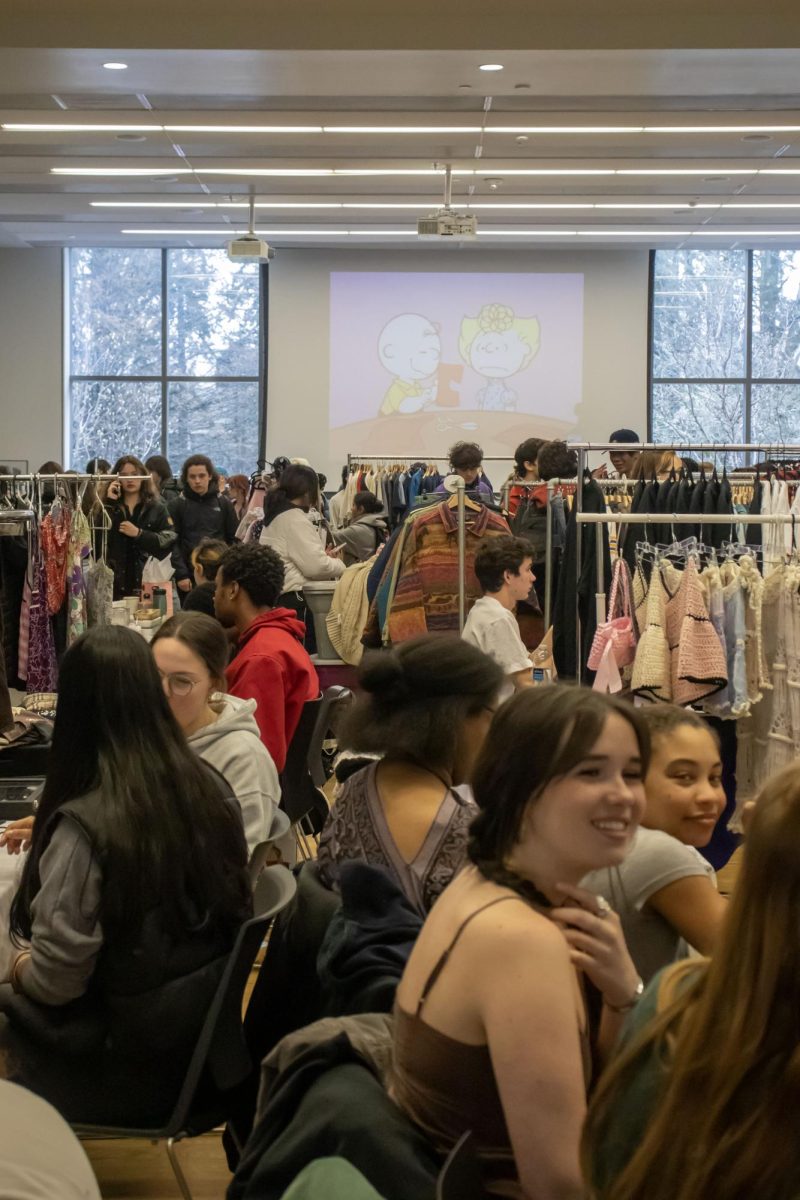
[391,687,651,1200]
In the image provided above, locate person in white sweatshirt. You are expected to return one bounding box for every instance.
[259,463,345,628]
[151,611,282,853]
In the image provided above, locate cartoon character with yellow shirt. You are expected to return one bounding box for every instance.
[459,303,540,412]
[378,313,441,416]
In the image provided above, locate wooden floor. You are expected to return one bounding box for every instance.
[83,1133,232,1199]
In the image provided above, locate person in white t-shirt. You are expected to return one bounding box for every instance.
[462,535,534,700]
[583,704,729,981]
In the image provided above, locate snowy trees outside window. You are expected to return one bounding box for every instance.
[68,248,261,473]
[651,249,800,458]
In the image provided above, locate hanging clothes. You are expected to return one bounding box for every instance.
[553,479,611,683]
[39,501,70,616]
[66,506,91,644]
[25,532,58,693]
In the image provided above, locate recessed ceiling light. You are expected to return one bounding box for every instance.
[116,133,146,142]
[479,63,504,72]
[458,83,473,89]
[513,83,531,90]
[102,62,128,70]
[742,133,772,141]
[704,175,730,182]
[515,135,529,144]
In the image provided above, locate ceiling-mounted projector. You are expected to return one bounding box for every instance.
[227,234,275,262]
[417,210,478,239]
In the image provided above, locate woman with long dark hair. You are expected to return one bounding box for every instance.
[3,625,251,1125]
[582,759,800,1200]
[391,686,649,1199]
[104,453,175,599]
[259,463,345,621]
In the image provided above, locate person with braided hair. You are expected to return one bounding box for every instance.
[391,686,649,1200]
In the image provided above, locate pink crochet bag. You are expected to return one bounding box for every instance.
[588,558,637,692]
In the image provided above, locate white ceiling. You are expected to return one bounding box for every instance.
[3,46,800,249]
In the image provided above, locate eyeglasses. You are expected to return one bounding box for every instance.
[158,671,200,698]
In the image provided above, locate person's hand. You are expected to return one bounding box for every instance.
[119,520,139,538]
[106,479,121,500]
[326,545,343,558]
[592,464,609,479]
[0,815,34,855]
[177,578,192,592]
[550,882,640,1009]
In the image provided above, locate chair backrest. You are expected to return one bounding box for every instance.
[436,1132,487,1200]
[279,696,329,832]
[307,685,353,788]
[165,867,297,1135]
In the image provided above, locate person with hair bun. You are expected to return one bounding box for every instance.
[182,537,228,617]
[391,686,648,1199]
[317,635,504,914]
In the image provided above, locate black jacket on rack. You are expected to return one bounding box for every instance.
[553,478,611,684]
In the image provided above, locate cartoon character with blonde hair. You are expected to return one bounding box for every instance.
[459,303,540,411]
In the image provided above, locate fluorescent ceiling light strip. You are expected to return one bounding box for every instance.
[164,125,323,133]
[52,167,194,176]
[616,169,756,175]
[121,228,351,235]
[489,126,644,134]
[323,125,482,133]
[476,230,577,236]
[645,125,800,133]
[3,123,161,132]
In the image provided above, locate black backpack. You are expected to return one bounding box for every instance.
[509,494,548,561]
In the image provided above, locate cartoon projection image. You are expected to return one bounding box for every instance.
[378,313,441,416]
[459,303,540,412]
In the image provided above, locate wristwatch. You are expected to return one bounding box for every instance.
[604,977,644,1013]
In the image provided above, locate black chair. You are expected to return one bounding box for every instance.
[436,1132,488,1200]
[307,685,353,788]
[75,867,297,1200]
[279,686,354,858]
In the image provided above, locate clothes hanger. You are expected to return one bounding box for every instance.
[446,492,482,512]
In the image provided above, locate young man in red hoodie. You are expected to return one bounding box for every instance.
[214,543,319,773]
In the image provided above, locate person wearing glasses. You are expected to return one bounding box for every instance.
[151,611,281,854]
[317,636,504,915]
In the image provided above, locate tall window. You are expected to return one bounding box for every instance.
[67,248,264,474]
[650,249,800,449]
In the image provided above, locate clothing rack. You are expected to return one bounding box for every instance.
[570,441,800,678]
[0,473,151,482]
[577,510,799,627]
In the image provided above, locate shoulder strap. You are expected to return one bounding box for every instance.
[416,896,523,1016]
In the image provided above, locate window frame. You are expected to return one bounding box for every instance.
[648,248,800,446]
[64,246,268,470]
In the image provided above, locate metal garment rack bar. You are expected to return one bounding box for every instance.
[345,454,513,466]
[0,473,151,483]
[577,510,797,628]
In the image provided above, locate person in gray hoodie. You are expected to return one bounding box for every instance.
[334,491,389,566]
[151,611,282,853]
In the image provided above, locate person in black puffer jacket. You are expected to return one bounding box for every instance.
[169,454,239,601]
[104,455,176,600]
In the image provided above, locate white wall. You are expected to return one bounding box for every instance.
[267,247,650,483]
[0,246,650,481]
[0,248,63,470]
